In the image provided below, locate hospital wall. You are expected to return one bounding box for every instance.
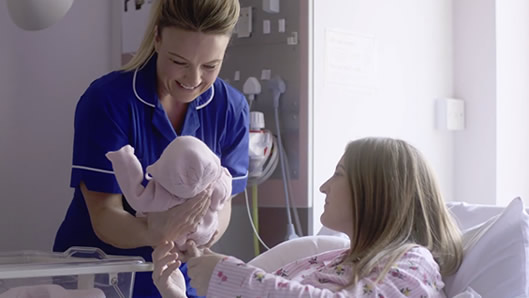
[0,0,115,251]
[310,0,457,235]
[0,0,528,262]
[494,1,529,206]
[452,0,529,207]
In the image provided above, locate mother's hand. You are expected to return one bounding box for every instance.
[146,189,211,246]
[152,241,187,298]
[186,241,226,296]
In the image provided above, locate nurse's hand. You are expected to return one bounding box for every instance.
[186,241,226,296]
[152,241,187,298]
[146,189,212,246]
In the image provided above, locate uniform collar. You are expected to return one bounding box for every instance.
[132,53,158,108]
[132,53,215,110]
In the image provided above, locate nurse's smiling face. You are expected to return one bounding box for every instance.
[154,27,230,104]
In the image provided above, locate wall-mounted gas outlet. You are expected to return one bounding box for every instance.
[263,0,280,13]
[237,6,253,38]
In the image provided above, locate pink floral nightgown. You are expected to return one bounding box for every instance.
[207,246,446,297]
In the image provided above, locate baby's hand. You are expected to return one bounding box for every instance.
[105,145,138,166]
[120,144,135,154]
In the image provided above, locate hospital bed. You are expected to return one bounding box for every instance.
[249,197,529,298]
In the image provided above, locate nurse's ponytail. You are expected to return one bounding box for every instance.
[121,0,240,72]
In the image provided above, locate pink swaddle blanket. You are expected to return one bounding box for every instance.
[105,136,232,249]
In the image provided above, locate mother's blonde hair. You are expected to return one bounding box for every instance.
[343,137,462,285]
[122,0,240,71]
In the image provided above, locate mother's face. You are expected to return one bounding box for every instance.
[319,155,353,237]
[154,27,230,103]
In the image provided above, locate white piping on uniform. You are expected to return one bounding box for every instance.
[75,163,247,180]
[196,85,215,110]
[133,68,156,108]
[72,165,114,174]
[232,171,248,181]
[74,165,246,181]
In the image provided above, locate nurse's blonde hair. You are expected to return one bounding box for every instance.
[342,137,462,286]
[122,0,240,71]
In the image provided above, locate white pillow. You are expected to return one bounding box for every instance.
[248,235,350,273]
[447,201,506,231]
[444,197,529,298]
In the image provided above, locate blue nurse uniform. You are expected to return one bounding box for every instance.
[53,54,249,297]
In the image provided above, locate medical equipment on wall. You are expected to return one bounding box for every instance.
[6,0,74,31]
[269,76,299,241]
[242,77,271,254]
[243,76,261,109]
[245,112,277,254]
[243,76,300,256]
[248,112,278,183]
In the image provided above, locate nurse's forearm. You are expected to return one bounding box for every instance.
[81,182,153,249]
[92,208,152,249]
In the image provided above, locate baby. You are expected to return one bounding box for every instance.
[105,136,232,250]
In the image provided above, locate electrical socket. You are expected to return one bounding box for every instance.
[436,98,465,131]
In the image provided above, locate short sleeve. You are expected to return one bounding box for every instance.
[70,84,130,193]
[221,94,249,195]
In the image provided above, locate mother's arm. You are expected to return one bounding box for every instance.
[188,246,444,298]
